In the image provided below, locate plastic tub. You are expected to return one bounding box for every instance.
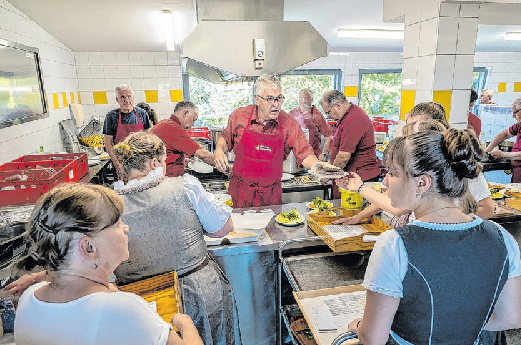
[339,188,363,210]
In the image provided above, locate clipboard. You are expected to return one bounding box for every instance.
[293,285,365,345]
[119,271,183,327]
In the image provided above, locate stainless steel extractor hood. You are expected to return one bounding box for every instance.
[182,0,328,83]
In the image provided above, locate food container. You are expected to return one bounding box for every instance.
[283,129,309,173]
[339,188,363,210]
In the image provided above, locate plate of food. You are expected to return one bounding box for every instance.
[504,188,521,198]
[281,173,294,182]
[310,163,347,179]
[490,187,505,200]
[306,197,333,212]
[487,183,505,190]
[276,208,304,226]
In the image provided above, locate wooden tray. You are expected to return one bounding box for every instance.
[307,208,392,252]
[119,271,182,326]
[293,285,365,345]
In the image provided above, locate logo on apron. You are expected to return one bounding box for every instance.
[256,145,272,152]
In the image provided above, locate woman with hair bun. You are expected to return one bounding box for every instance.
[346,128,521,345]
[13,184,202,345]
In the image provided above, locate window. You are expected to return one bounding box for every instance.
[359,67,490,121]
[358,69,402,121]
[279,69,341,114]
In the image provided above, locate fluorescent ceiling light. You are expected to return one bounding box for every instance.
[504,32,521,41]
[161,10,175,51]
[338,28,404,40]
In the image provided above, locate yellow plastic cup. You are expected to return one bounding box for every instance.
[339,187,363,210]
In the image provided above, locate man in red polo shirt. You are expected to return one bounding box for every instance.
[321,90,381,199]
[214,74,322,208]
[468,89,482,138]
[288,88,331,161]
[151,101,214,177]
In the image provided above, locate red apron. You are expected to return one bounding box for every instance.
[114,108,144,144]
[303,106,322,156]
[228,107,284,208]
[511,132,521,182]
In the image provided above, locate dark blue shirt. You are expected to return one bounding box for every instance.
[102,107,151,138]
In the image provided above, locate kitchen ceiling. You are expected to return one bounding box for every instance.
[8,0,521,52]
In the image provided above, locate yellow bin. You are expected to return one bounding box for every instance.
[339,187,363,210]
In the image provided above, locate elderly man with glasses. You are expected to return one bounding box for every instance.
[214,74,321,208]
[321,90,381,199]
[486,97,521,182]
[288,88,332,162]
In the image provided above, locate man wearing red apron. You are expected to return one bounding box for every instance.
[103,84,151,180]
[214,74,321,208]
[321,90,381,199]
[288,89,332,161]
[486,98,521,182]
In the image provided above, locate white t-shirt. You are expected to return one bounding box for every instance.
[469,172,491,202]
[15,282,172,345]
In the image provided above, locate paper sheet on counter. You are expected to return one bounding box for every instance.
[231,211,275,233]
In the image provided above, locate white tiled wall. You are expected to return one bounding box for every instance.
[0,0,77,164]
[74,51,183,124]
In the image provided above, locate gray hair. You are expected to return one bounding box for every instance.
[321,90,347,108]
[173,100,197,114]
[383,128,483,199]
[27,184,124,271]
[481,89,493,99]
[115,84,133,95]
[300,88,313,99]
[254,74,282,96]
[512,97,521,112]
[407,102,449,127]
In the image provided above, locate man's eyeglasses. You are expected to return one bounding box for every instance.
[324,104,337,116]
[257,95,285,105]
[514,109,521,116]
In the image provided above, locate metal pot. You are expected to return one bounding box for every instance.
[283,129,309,173]
[211,126,223,152]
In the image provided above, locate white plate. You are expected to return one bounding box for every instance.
[276,219,304,227]
[204,236,223,246]
[226,232,260,243]
[306,201,333,210]
[282,173,293,181]
[310,171,348,179]
[188,161,213,173]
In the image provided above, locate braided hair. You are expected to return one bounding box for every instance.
[112,132,165,175]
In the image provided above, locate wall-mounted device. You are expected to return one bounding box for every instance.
[253,38,265,69]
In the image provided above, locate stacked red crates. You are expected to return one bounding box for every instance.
[0,153,89,207]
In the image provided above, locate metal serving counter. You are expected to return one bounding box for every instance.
[208,200,341,345]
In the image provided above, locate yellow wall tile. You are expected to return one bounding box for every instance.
[145,90,159,103]
[498,82,507,93]
[343,86,358,98]
[170,89,183,102]
[514,82,521,93]
[399,90,416,121]
[77,92,81,104]
[70,92,75,104]
[432,90,452,121]
[52,93,59,110]
[62,92,68,108]
[93,91,108,104]
[45,94,49,110]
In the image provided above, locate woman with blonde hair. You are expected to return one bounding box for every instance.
[348,128,521,345]
[13,184,202,345]
[112,131,241,345]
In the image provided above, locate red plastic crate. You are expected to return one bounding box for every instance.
[187,127,211,141]
[0,169,68,207]
[9,152,89,179]
[1,159,79,183]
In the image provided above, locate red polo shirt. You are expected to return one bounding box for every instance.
[222,104,314,165]
[151,115,200,177]
[288,105,332,156]
[330,104,380,180]
[467,112,481,138]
